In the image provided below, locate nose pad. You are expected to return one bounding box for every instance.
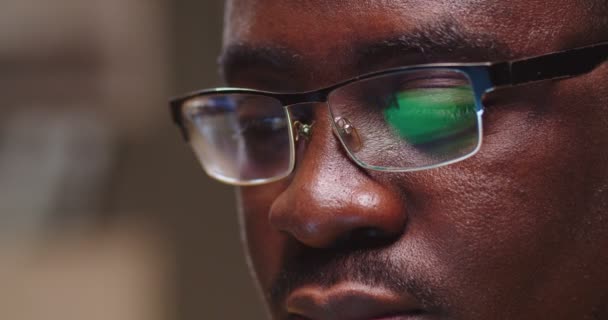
[334,116,362,152]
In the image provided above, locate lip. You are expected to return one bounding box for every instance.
[286,282,429,320]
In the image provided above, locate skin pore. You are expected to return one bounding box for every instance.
[222,1,608,319]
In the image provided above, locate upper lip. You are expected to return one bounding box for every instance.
[285,282,427,320]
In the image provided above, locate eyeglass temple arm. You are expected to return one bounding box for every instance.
[489,41,608,88]
[170,101,190,141]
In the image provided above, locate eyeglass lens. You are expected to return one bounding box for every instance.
[182,94,294,184]
[328,69,480,171]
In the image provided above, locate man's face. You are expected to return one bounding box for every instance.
[222,1,608,319]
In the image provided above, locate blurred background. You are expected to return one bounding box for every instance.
[0,0,266,319]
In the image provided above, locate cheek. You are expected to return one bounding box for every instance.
[405,86,596,312]
[237,183,288,292]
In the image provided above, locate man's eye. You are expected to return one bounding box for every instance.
[240,117,287,134]
[234,116,290,147]
[238,116,291,162]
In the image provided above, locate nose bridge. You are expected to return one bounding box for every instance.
[281,88,329,106]
[285,101,326,116]
[269,105,407,248]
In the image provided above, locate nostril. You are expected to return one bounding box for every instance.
[359,227,384,238]
[333,227,396,250]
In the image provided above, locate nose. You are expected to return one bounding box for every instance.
[268,108,407,249]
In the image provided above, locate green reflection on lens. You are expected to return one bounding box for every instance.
[383,86,476,145]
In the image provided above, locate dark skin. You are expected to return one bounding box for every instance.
[221,1,608,319]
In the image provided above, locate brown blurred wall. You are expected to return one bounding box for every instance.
[167,1,267,319]
[0,0,266,319]
[113,0,267,318]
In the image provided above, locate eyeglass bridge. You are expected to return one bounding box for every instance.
[293,121,315,142]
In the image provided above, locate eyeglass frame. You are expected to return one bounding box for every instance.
[170,41,608,185]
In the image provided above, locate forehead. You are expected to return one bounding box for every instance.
[226,0,585,48]
[223,0,587,86]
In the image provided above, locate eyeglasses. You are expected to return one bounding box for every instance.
[170,41,608,186]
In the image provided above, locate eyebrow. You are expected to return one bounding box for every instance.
[355,21,512,69]
[219,20,512,85]
[218,44,304,84]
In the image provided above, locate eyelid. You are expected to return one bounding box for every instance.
[224,68,302,92]
[390,70,470,87]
